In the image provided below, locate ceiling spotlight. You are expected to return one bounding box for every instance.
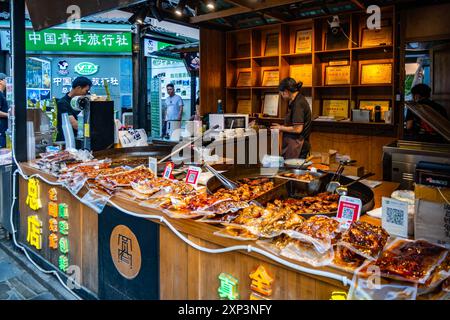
[206,0,215,10]
[175,0,186,16]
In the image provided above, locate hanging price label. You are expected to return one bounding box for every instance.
[148,157,158,175]
[185,166,202,187]
[336,196,362,229]
[162,162,174,180]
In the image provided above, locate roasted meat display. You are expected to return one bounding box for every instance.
[362,239,449,284]
[291,215,341,242]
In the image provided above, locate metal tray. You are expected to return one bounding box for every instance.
[205,165,374,217]
[276,169,327,196]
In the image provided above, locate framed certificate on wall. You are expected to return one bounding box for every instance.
[264,33,279,56]
[325,65,351,85]
[261,70,279,87]
[322,99,349,119]
[290,64,312,86]
[237,99,252,114]
[295,29,312,53]
[361,26,392,47]
[360,63,392,84]
[236,71,252,87]
[262,93,279,117]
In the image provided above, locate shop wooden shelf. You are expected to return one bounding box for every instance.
[227,57,252,61]
[224,5,397,133]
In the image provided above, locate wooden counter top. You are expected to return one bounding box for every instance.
[19,162,399,289]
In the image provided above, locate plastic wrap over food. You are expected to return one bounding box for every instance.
[284,215,341,254]
[357,238,448,284]
[80,189,111,214]
[337,221,390,261]
[197,199,250,216]
[418,255,450,295]
[257,235,334,267]
[214,226,259,241]
[348,274,418,300]
[61,173,88,195]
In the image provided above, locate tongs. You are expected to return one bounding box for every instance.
[204,163,239,190]
[203,163,264,208]
[335,172,375,196]
[325,159,356,193]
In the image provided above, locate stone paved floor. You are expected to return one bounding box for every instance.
[0,231,77,300]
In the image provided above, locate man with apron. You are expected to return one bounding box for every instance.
[272,77,312,159]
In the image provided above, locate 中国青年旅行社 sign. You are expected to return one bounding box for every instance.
[26,29,132,53]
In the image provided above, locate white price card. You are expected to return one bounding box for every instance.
[148,157,158,175]
[336,196,362,230]
[382,197,409,238]
[185,166,202,187]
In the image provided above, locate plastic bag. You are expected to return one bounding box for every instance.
[348,272,418,300]
[284,215,341,254]
[196,211,240,224]
[214,226,259,241]
[336,220,390,267]
[418,255,450,295]
[63,173,88,195]
[357,238,448,284]
[80,189,111,214]
[61,113,76,150]
[257,235,334,267]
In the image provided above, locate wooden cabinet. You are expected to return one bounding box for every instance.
[224,6,398,135]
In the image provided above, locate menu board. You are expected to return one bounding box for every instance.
[361,26,392,47]
[261,70,279,87]
[295,29,312,53]
[322,99,349,119]
[325,65,351,85]
[237,99,252,114]
[262,94,279,117]
[360,63,392,84]
[359,100,391,121]
[237,71,252,87]
[290,64,312,87]
[264,33,279,56]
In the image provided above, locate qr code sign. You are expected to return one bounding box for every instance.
[342,207,354,220]
[386,207,404,226]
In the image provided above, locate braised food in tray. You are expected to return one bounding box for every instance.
[362,239,449,284]
[291,215,341,243]
[99,165,155,187]
[271,192,339,215]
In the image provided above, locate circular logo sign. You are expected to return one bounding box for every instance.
[109,225,142,280]
[74,62,98,76]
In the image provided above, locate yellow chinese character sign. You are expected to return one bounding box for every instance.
[26,178,42,211]
[27,215,42,250]
[330,291,348,300]
[218,273,239,300]
[249,265,274,297]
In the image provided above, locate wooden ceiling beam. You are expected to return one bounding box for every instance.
[190,0,303,24]
[225,0,288,22]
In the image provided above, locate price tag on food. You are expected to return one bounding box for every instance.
[162,162,174,180]
[336,196,362,229]
[148,157,158,175]
[185,166,202,187]
[381,197,409,238]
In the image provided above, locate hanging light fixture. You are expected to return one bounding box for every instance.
[175,0,187,16]
[206,0,215,10]
[128,5,149,25]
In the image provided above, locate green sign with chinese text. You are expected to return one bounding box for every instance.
[26,29,132,53]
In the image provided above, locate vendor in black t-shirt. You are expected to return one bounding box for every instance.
[56,77,92,142]
[405,83,448,143]
[271,77,312,159]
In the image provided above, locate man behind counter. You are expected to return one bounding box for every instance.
[56,76,92,142]
[405,83,448,143]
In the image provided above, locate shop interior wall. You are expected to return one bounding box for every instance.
[404,2,450,115]
[199,28,226,115]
